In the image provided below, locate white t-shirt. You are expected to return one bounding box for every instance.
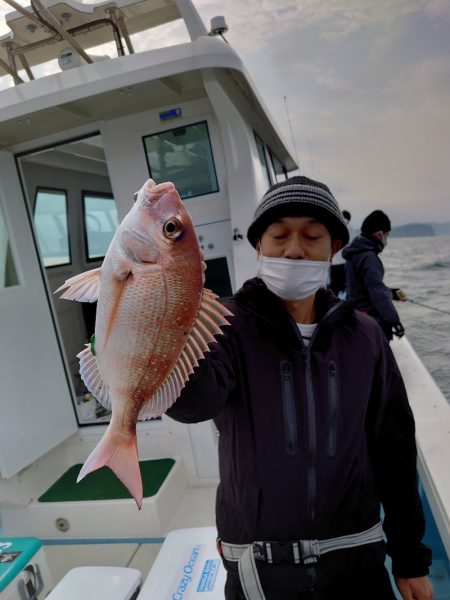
[297,323,317,346]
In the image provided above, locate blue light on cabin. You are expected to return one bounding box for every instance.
[159,107,182,121]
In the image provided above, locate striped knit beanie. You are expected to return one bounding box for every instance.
[247,176,349,248]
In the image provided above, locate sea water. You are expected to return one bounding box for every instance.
[382,235,450,402]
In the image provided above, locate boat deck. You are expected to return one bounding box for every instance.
[36,485,449,598]
[41,485,217,587]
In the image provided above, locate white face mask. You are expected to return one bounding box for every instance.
[374,230,388,250]
[257,254,331,301]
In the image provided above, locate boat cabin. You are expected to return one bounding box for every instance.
[0,0,296,489]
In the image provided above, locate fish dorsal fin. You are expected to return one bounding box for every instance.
[138,288,232,420]
[77,345,111,410]
[55,268,101,302]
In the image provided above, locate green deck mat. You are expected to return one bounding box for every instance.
[38,458,175,502]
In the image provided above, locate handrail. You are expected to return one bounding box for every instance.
[391,336,450,559]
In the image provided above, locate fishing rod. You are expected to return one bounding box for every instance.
[406,298,450,316]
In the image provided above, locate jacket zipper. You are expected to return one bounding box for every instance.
[328,361,338,456]
[290,302,342,527]
[304,347,316,524]
[281,360,298,456]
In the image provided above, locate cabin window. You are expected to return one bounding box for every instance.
[254,133,272,187]
[0,202,19,288]
[270,150,288,183]
[34,188,71,268]
[143,121,219,199]
[83,192,119,261]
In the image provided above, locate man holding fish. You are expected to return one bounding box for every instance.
[167,176,433,599]
[58,176,432,600]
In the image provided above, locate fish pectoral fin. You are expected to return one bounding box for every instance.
[77,346,111,410]
[112,256,134,282]
[55,268,101,302]
[138,288,233,420]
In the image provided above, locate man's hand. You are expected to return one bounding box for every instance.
[199,248,207,285]
[395,575,433,600]
[393,288,408,301]
[393,323,405,338]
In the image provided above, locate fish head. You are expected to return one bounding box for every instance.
[122,179,200,267]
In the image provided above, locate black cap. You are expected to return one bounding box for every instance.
[361,210,391,234]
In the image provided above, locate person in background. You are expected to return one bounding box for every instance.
[167,177,432,600]
[329,209,354,297]
[343,209,407,341]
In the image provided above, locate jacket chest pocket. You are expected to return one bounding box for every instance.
[281,360,298,456]
[327,361,339,457]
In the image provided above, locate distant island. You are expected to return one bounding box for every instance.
[425,222,450,236]
[354,221,450,237]
[390,223,435,238]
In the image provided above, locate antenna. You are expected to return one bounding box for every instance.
[283,96,299,169]
[307,139,315,177]
[209,16,229,43]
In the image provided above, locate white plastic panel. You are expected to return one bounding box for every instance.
[0,151,77,478]
[139,527,225,599]
[46,567,141,600]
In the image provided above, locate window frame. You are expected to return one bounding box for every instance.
[142,119,220,200]
[254,132,273,187]
[82,190,118,263]
[0,196,20,289]
[33,186,72,269]
[269,149,288,183]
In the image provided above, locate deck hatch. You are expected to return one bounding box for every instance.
[38,458,175,502]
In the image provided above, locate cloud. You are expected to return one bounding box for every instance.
[194,0,448,51]
[316,70,357,92]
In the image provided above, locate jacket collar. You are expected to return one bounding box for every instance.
[342,233,382,258]
[233,277,355,348]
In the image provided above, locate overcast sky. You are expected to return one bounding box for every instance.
[1,0,450,227]
[193,0,450,227]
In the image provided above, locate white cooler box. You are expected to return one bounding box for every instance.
[0,537,52,600]
[46,566,141,600]
[139,527,226,599]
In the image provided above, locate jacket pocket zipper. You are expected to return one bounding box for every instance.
[328,361,338,456]
[281,360,298,456]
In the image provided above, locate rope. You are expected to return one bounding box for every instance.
[406,298,450,316]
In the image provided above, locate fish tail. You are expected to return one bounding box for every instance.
[77,424,143,509]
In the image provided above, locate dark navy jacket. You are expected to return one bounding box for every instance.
[166,278,430,578]
[342,234,401,330]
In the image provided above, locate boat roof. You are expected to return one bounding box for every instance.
[0,0,182,74]
[0,0,297,170]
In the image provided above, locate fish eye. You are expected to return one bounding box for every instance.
[163,217,183,240]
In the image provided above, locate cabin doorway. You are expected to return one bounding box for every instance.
[16,133,116,426]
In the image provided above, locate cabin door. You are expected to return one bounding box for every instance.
[0,151,77,478]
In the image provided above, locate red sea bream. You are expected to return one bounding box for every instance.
[56,179,231,508]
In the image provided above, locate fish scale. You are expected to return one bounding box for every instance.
[56,179,232,508]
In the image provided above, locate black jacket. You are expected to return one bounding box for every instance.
[342,234,401,330]
[167,278,430,578]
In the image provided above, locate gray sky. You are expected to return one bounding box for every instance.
[1,0,450,226]
[194,0,450,227]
